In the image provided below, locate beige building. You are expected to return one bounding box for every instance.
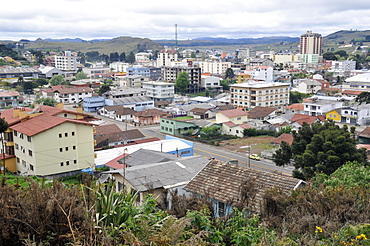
[215,108,249,124]
[0,105,96,177]
[299,31,322,55]
[157,49,178,67]
[197,61,231,75]
[54,51,77,71]
[230,82,290,110]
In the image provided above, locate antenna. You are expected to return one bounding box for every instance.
[175,24,178,49]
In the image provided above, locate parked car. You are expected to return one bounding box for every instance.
[249,154,260,160]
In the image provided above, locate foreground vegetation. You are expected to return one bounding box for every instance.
[0,162,369,245]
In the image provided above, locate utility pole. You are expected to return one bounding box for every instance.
[175,24,178,49]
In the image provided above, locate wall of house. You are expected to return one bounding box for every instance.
[160,118,197,136]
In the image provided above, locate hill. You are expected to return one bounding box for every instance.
[18,36,163,55]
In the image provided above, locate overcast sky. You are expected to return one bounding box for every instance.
[1,0,370,41]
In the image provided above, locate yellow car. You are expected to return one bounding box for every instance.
[249,154,260,160]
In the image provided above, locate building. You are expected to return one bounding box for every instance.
[244,66,274,83]
[83,96,105,112]
[135,52,151,62]
[184,159,305,216]
[126,67,162,81]
[0,105,96,177]
[162,66,202,93]
[343,72,370,91]
[38,66,64,79]
[0,67,41,79]
[299,31,323,55]
[106,96,154,112]
[141,81,175,102]
[0,91,23,108]
[54,51,77,72]
[230,82,290,110]
[157,49,178,67]
[123,75,150,88]
[215,108,249,124]
[97,105,137,122]
[197,61,231,75]
[302,99,343,116]
[109,62,130,72]
[42,86,93,104]
[104,88,147,99]
[296,79,322,94]
[160,118,199,136]
[331,60,356,76]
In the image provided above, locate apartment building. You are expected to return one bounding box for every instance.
[0,105,96,177]
[42,85,93,104]
[54,51,77,71]
[197,61,231,75]
[141,81,175,102]
[230,82,290,110]
[299,31,323,56]
[157,49,178,67]
[162,66,202,93]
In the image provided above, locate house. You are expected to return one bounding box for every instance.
[0,105,96,177]
[325,109,342,123]
[124,75,150,88]
[296,79,322,94]
[0,91,23,108]
[134,108,171,125]
[247,106,277,120]
[42,85,93,104]
[184,159,305,216]
[117,149,180,167]
[290,114,326,129]
[94,124,121,137]
[285,103,304,114]
[216,109,249,124]
[188,107,214,119]
[358,127,370,144]
[97,105,137,122]
[221,121,252,137]
[272,133,294,145]
[104,88,147,99]
[302,98,343,116]
[104,155,210,205]
[160,118,199,136]
[94,129,145,148]
[342,90,363,98]
[0,67,41,79]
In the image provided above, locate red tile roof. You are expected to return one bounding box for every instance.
[285,103,304,111]
[247,106,277,119]
[342,90,363,95]
[223,121,237,127]
[272,133,294,145]
[219,109,248,118]
[134,108,170,118]
[94,124,121,136]
[290,114,326,126]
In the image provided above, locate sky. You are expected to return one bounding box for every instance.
[1,0,370,41]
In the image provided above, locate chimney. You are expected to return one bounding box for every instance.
[19,109,27,119]
[13,108,20,117]
[56,103,64,109]
[75,107,83,113]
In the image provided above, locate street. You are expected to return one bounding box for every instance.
[91,113,294,176]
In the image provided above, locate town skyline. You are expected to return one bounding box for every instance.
[1,0,370,41]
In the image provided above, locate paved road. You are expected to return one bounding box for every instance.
[92,114,294,176]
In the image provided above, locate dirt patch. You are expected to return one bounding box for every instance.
[219,136,276,155]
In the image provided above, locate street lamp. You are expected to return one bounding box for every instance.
[123,148,128,177]
[240,143,257,168]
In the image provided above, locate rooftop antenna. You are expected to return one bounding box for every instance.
[175,24,178,49]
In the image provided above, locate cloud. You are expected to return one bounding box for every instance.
[1,0,370,40]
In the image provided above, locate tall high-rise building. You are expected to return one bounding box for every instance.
[299,31,323,56]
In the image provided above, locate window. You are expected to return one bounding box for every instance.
[74,160,77,164]
[218,201,225,217]
[71,131,75,136]
[28,150,32,156]
[22,160,26,167]
[237,117,241,120]
[65,147,69,151]
[30,165,34,171]
[64,114,67,117]
[27,136,31,142]
[15,143,19,150]
[14,131,17,137]
[65,133,68,137]
[73,146,76,150]
[19,133,24,139]
[16,157,19,163]
[66,161,70,166]
[60,162,64,167]
[60,148,63,152]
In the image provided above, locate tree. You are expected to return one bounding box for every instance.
[109,52,119,62]
[323,52,337,61]
[98,84,110,96]
[119,52,126,62]
[273,120,367,180]
[126,52,135,64]
[34,97,58,107]
[220,79,230,91]
[272,141,292,167]
[175,72,190,95]
[23,81,34,94]
[225,68,235,81]
[75,72,88,80]
[289,91,310,104]
[49,74,65,86]
[355,91,370,104]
